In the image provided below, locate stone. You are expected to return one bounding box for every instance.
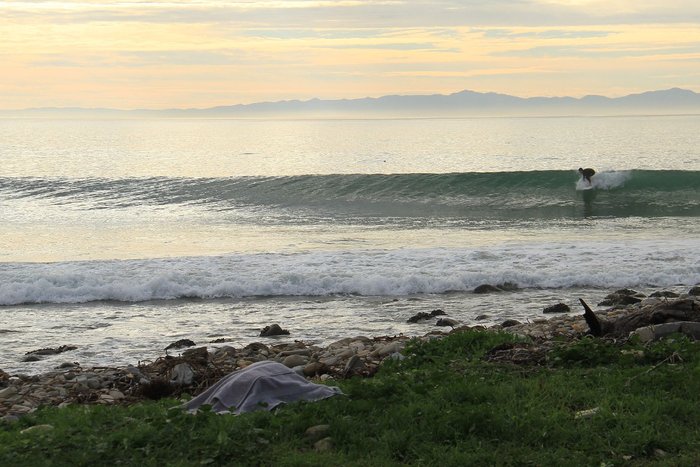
[543,303,570,314]
[407,312,432,323]
[475,314,490,321]
[282,355,308,368]
[343,355,364,376]
[0,386,18,400]
[165,339,196,350]
[313,437,334,452]
[260,324,290,337]
[650,290,680,298]
[303,362,327,377]
[500,319,522,328]
[436,317,459,327]
[305,424,331,442]
[474,284,502,294]
[20,424,54,434]
[407,309,445,323]
[86,378,101,390]
[212,346,237,359]
[109,390,125,400]
[279,349,312,357]
[170,363,195,386]
[371,341,403,358]
[182,347,209,362]
[25,345,77,357]
[689,286,700,296]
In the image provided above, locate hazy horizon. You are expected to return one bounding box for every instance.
[3,1,700,111]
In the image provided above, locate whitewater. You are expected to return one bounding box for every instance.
[1,116,699,374]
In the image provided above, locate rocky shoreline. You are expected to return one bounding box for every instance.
[2,287,698,421]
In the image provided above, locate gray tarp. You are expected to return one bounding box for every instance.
[183,360,343,414]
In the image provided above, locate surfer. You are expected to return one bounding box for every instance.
[578,167,595,185]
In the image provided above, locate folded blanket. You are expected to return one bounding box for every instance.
[183,360,343,414]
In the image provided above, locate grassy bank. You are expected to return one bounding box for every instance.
[2,330,700,466]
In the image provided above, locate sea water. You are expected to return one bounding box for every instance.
[1,116,699,374]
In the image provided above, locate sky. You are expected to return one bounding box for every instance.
[2,0,700,110]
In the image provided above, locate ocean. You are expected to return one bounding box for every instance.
[1,115,699,374]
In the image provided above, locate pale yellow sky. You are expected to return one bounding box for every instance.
[1,0,699,109]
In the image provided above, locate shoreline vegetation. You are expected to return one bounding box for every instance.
[2,287,700,465]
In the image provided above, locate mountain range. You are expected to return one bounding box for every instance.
[5,88,700,118]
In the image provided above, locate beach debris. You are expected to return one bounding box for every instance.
[260,324,290,337]
[580,297,700,338]
[574,407,600,419]
[543,303,570,314]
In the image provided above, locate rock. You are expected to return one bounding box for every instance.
[436,317,459,327]
[22,355,41,363]
[56,362,78,369]
[303,362,327,377]
[0,386,18,400]
[407,312,432,323]
[305,424,331,442]
[598,294,642,307]
[371,341,403,358]
[474,284,502,294]
[20,424,54,434]
[314,437,333,452]
[170,363,195,386]
[497,282,520,291]
[543,303,570,314]
[343,355,365,377]
[500,319,522,328]
[282,355,308,368]
[689,286,700,296]
[165,339,196,351]
[630,321,700,343]
[209,338,227,343]
[260,324,290,337]
[182,347,209,363]
[650,290,680,298]
[278,349,311,357]
[25,345,78,357]
[408,309,445,323]
[212,346,237,359]
[475,314,490,321]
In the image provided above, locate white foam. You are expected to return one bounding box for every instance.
[1,238,698,305]
[576,170,631,191]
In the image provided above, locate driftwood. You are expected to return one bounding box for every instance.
[580,297,700,338]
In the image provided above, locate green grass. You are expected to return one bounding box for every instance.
[3,330,700,466]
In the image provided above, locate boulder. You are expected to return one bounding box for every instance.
[543,303,570,314]
[500,319,522,328]
[474,284,502,294]
[260,324,290,337]
[165,339,196,351]
[436,317,459,327]
[650,290,680,298]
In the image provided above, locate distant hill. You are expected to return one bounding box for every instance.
[4,88,700,118]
